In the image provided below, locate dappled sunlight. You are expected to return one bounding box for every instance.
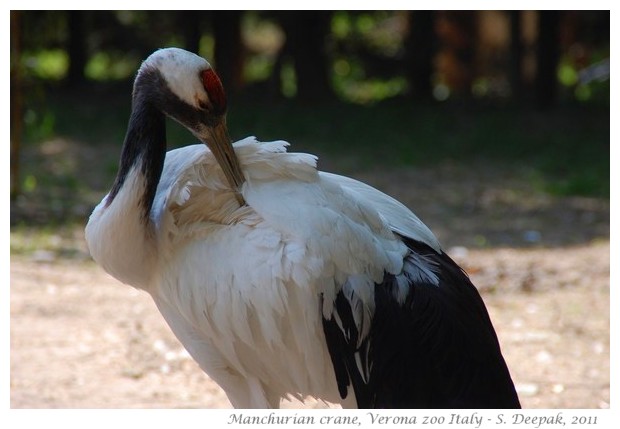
[11,136,120,226]
[350,162,609,249]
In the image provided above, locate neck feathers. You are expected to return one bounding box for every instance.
[107,84,167,223]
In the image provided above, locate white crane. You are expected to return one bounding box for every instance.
[85,47,520,409]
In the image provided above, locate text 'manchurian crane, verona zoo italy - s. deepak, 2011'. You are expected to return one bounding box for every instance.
[85,47,521,409]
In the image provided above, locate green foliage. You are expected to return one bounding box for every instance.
[17,11,610,108]
[85,51,140,81]
[240,14,283,87]
[22,49,68,80]
[280,62,297,98]
[24,107,56,141]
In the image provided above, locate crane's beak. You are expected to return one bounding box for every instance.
[201,119,246,206]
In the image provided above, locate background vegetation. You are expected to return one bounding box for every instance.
[10,10,610,231]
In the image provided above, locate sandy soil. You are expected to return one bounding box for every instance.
[10,240,609,409]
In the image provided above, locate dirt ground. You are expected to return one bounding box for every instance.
[9,165,610,409]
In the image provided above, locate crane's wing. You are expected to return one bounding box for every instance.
[318,174,521,409]
[319,172,441,252]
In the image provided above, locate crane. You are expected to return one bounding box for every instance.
[85,47,521,409]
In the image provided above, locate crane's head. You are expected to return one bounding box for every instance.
[136,47,245,199]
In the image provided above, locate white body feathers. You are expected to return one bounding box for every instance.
[85,137,441,407]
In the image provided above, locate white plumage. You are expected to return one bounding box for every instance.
[86,48,520,409]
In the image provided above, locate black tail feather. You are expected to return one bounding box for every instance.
[321,237,521,409]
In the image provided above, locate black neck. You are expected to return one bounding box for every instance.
[107,95,166,223]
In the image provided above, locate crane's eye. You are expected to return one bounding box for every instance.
[201,69,227,115]
[198,99,210,111]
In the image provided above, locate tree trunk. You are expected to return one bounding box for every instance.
[536,11,561,108]
[404,11,436,100]
[11,10,22,199]
[279,11,333,102]
[213,11,244,94]
[182,11,202,55]
[509,11,523,100]
[67,10,87,86]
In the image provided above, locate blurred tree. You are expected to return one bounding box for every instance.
[181,11,202,56]
[213,11,244,94]
[509,11,523,100]
[436,11,479,97]
[67,11,86,86]
[278,11,333,101]
[404,11,437,100]
[15,10,608,106]
[11,10,22,199]
[536,11,561,107]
